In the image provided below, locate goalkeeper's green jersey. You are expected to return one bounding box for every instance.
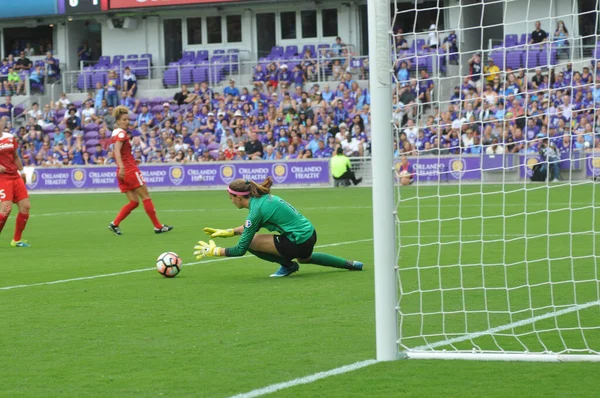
[225,194,315,257]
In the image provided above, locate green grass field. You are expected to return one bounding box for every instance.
[1,186,599,397]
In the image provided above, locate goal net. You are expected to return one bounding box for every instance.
[389,0,600,361]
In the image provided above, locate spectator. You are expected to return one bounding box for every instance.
[483,58,500,84]
[331,37,344,56]
[397,155,414,186]
[77,40,92,64]
[223,79,240,97]
[530,21,548,45]
[245,132,264,160]
[6,67,23,95]
[425,24,439,50]
[468,53,483,91]
[122,66,137,97]
[106,70,119,107]
[540,137,560,181]
[330,147,362,185]
[15,51,32,71]
[44,52,59,81]
[554,20,569,57]
[252,65,266,89]
[23,42,35,57]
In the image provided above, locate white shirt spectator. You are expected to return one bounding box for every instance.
[403,125,418,144]
[81,107,96,123]
[341,137,361,156]
[428,24,439,47]
[58,96,71,108]
[27,108,42,120]
[486,144,505,155]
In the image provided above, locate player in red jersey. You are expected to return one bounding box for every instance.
[0,132,31,247]
[108,106,173,235]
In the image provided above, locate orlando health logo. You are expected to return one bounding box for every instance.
[169,166,185,186]
[27,169,39,189]
[271,163,288,183]
[220,164,236,184]
[525,156,539,177]
[588,156,600,177]
[449,158,466,179]
[71,168,87,188]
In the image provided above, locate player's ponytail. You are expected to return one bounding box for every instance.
[113,105,129,120]
[228,177,273,198]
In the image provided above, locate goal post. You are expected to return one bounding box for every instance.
[371,0,600,362]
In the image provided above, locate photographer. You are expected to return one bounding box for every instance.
[539,137,561,182]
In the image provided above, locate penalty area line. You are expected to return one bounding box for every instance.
[0,238,373,292]
[227,359,378,398]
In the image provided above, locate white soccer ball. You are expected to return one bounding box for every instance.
[156,252,182,278]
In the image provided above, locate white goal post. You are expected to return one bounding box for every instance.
[370,0,600,362]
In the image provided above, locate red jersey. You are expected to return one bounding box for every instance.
[0,132,18,179]
[111,128,137,171]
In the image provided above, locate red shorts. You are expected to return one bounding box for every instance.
[117,168,145,193]
[268,80,278,89]
[0,176,29,204]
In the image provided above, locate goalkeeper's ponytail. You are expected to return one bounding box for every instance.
[228,177,273,198]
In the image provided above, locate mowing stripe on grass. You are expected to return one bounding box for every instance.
[0,238,373,292]
[411,299,600,351]
[227,301,600,397]
[227,359,378,398]
[27,202,600,218]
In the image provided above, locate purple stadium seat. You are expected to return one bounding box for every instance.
[271,46,284,57]
[113,55,125,64]
[57,109,66,119]
[43,124,56,133]
[91,72,107,88]
[97,55,110,66]
[505,51,522,70]
[415,39,426,50]
[134,60,149,77]
[47,133,55,140]
[86,139,99,147]
[128,113,137,121]
[491,51,505,68]
[285,45,298,57]
[180,66,193,85]
[127,54,138,59]
[350,58,363,68]
[163,68,179,86]
[77,71,92,91]
[196,50,209,62]
[140,53,152,64]
[302,44,316,57]
[227,48,239,53]
[519,33,531,45]
[182,51,195,62]
[213,49,225,55]
[151,105,163,113]
[193,67,207,83]
[84,131,99,139]
[504,34,518,48]
[206,142,220,151]
[525,49,540,68]
[317,44,330,52]
[170,104,179,112]
[84,123,98,132]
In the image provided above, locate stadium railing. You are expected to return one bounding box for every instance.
[60,55,370,94]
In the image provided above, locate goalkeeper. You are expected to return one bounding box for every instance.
[194,177,363,277]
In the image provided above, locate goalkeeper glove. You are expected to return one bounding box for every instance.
[204,227,235,238]
[193,240,223,260]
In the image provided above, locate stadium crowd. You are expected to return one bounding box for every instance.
[1,24,599,168]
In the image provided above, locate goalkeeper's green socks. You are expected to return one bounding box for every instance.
[248,249,296,268]
[308,253,354,269]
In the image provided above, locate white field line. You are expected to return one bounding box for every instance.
[412,299,600,351]
[227,301,600,398]
[0,238,373,292]
[27,202,600,218]
[227,360,378,398]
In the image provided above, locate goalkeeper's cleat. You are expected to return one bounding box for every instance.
[270,262,299,278]
[347,261,363,271]
[11,240,30,248]
[108,222,122,236]
[155,224,174,234]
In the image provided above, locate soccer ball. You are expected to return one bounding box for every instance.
[156,252,182,278]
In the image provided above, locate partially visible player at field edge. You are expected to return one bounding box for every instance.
[193,177,363,277]
[108,105,173,235]
[0,131,31,247]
